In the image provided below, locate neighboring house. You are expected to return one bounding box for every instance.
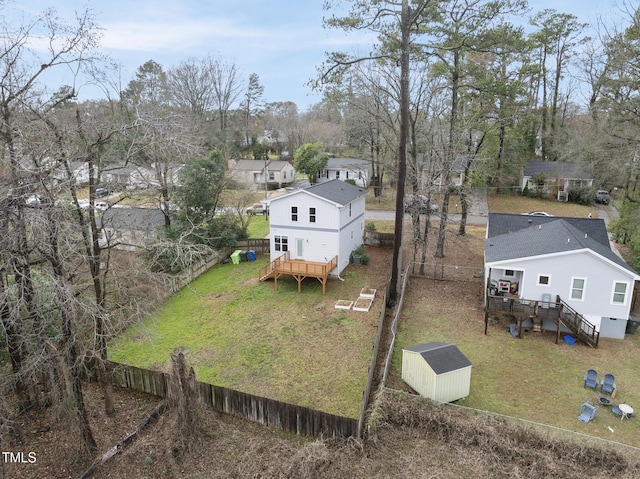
[103,164,184,190]
[484,213,640,339]
[419,154,468,191]
[51,160,90,185]
[317,158,371,188]
[521,161,593,200]
[98,206,166,251]
[401,342,472,403]
[267,179,368,276]
[231,159,295,190]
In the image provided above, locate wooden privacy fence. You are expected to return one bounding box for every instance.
[234,238,270,253]
[108,361,358,439]
[364,231,394,248]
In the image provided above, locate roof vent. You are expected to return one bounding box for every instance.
[567,238,570,243]
[538,225,541,229]
[585,233,587,238]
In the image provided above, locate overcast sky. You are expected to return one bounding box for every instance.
[10,0,628,110]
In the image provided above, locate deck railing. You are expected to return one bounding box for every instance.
[258,251,290,280]
[486,292,599,348]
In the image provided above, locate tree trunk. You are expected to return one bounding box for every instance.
[388,0,411,305]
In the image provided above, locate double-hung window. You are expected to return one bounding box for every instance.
[291,206,298,222]
[612,282,628,304]
[309,207,316,223]
[571,277,586,301]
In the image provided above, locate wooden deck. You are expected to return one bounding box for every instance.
[259,252,339,295]
[485,293,599,348]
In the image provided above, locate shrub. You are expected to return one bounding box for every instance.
[365,221,377,232]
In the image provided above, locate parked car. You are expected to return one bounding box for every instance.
[595,189,610,205]
[96,187,110,197]
[524,211,553,217]
[246,202,267,215]
[404,195,439,214]
[26,195,43,207]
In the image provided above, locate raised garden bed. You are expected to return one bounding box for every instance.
[360,288,377,299]
[353,297,373,312]
[334,300,353,310]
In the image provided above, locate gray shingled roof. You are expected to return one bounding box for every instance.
[487,213,610,246]
[325,157,370,169]
[233,159,291,172]
[99,206,167,230]
[404,342,472,375]
[485,217,637,274]
[303,179,368,205]
[523,160,592,179]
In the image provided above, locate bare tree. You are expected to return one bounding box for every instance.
[0,5,101,454]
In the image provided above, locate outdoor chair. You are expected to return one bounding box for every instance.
[583,369,599,390]
[600,373,617,395]
[578,402,598,423]
[612,404,635,418]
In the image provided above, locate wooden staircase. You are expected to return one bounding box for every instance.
[259,251,289,281]
[556,298,599,348]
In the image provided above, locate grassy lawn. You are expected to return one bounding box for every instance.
[392,225,640,448]
[109,251,388,418]
[488,194,594,218]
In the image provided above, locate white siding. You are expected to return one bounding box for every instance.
[401,351,472,403]
[268,190,365,274]
[487,250,636,337]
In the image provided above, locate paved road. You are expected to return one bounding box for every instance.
[365,209,488,225]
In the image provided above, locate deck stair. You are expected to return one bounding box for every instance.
[485,293,599,348]
[258,251,289,281]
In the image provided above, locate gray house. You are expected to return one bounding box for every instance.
[402,342,472,403]
[521,161,593,201]
[485,213,639,339]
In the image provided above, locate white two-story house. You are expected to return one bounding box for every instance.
[267,179,368,276]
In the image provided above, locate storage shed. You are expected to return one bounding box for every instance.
[401,342,472,403]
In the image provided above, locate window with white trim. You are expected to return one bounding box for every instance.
[537,274,550,286]
[291,206,298,222]
[274,235,288,252]
[309,207,316,223]
[612,281,628,304]
[336,170,340,179]
[571,277,586,301]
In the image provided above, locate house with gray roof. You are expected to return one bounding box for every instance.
[485,213,640,339]
[231,159,295,190]
[98,206,167,251]
[521,161,593,200]
[267,179,368,275]
[317,157,371,188]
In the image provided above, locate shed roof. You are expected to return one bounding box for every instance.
[404,342,472,375]
[523,160,592,179]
